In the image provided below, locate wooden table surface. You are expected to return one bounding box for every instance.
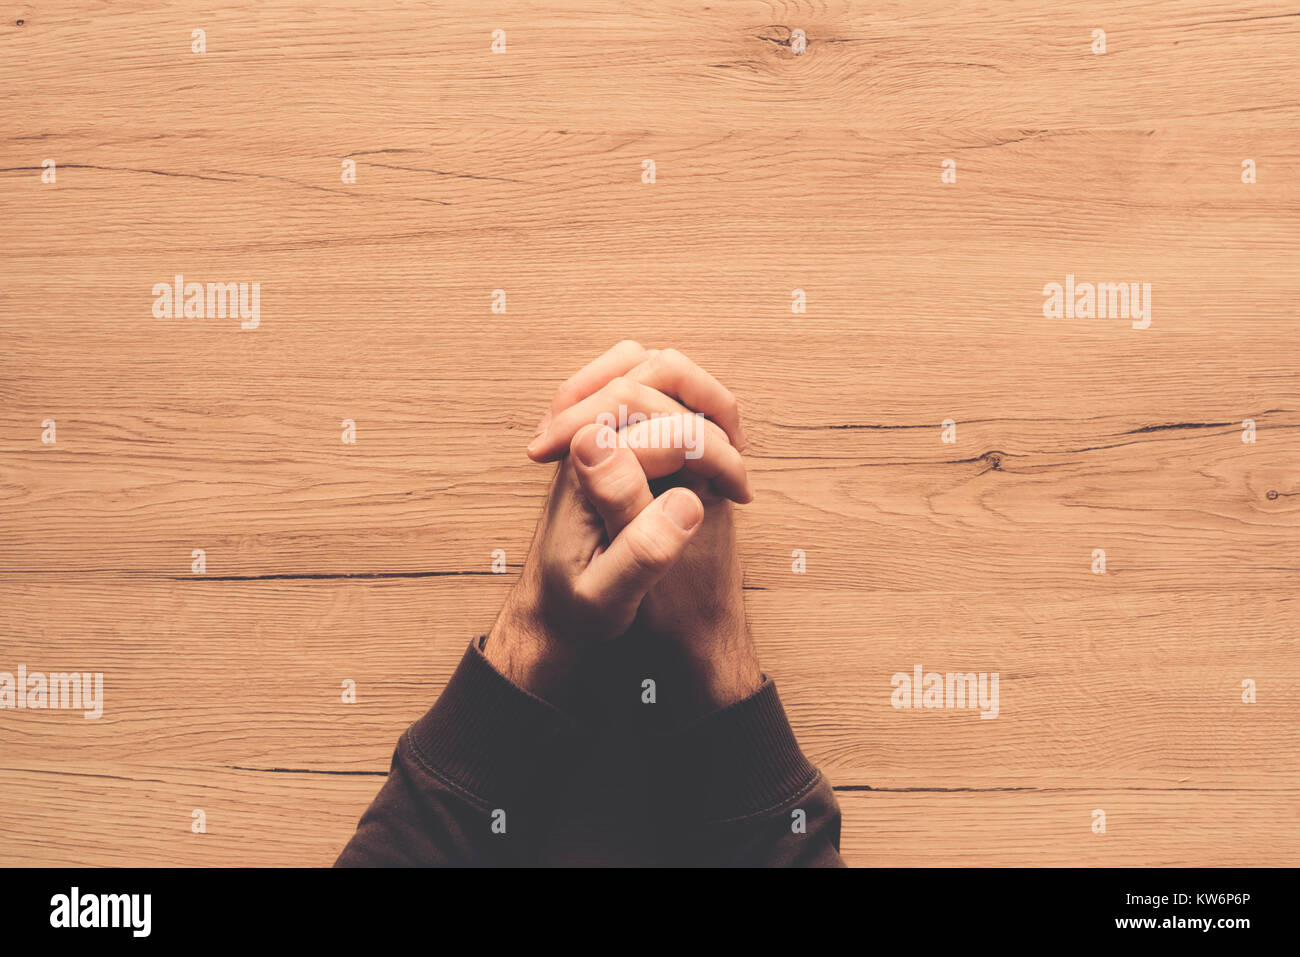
[2,0,1297,867]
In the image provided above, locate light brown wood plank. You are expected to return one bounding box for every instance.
[0,581,1293,790]
[2,765,1295,867]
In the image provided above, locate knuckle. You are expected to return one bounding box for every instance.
[622,526,673,573]
[594,466,643,506]
[612,375,639,402]
[569,579,603,616]
[598,377,628,402]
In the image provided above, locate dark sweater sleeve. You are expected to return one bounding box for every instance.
[647,678,845,867]
[336,638,844,867]
[334,637,588,867]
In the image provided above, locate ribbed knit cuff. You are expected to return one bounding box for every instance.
[404,637,588,806]
[647,678,820,823]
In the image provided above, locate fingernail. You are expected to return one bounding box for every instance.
[532,411,552,440]
[663,489,703,531]
[527,419,552,456]
[574,427,616,467]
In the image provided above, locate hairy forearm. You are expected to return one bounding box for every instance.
[483,588,581,707]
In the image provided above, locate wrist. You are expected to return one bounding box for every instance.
[684,647,763,712]
[483,591,580,707]
[659,612,763,713]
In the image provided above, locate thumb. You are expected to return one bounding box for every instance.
[575,486,704,633]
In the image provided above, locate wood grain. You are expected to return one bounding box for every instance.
[2,0,1298,866]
